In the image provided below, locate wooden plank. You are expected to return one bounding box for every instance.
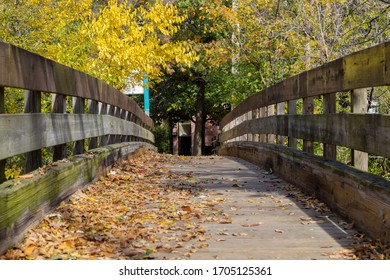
[351,88,368,171]
[385,42,390,84]
[72,97,85,155]
[220,43,390,130]
[0,114,154,160]
[88,100,99,149]
[303,97,314,154]
[267,105,275,144]
[0,42,153,130]
[276,102,285,145]
[99,103,108,147]
[52,94,67,161]
[24,90,42,172]
[344,44,386,90]
[323,93,336,160]
[288,100,297,149]
[220,114,390,159]
[0,87,5,183]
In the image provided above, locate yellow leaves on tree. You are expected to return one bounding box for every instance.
[0,0,198,90]
[85,0,198,89]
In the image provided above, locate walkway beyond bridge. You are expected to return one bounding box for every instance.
[2,150,385,260]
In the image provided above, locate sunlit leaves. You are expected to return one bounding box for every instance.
[0,0,198,90]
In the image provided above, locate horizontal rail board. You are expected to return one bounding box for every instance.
[221,114,390,158]
[221,42,390,127]
[0,41,153,129]
[0,114,154,160]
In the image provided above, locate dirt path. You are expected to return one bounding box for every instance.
[1,150,388,260]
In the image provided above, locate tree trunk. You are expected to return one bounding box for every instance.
[192,78,206,156]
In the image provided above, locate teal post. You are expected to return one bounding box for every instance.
[143,77,150,116]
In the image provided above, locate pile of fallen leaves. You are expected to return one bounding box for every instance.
[0,151,224,260]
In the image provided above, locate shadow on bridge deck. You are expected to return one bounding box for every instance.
[154,155,358,260]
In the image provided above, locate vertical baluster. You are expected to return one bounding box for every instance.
[0,87,5,182]
[267,104,275,144]
[288,100,297,149]
[303,97,314,153]
[351,88,368,171]
[107,104,115,144]
[88,99,99,149]
[323,93,336,160]
[24,90,42,172]
[259,107,267,143]
[276,102,285,145]
[73,97,85,155]
[52,94,67,161]
[99,103,108,146]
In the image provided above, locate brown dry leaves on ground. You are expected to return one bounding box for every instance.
[1,151,225,260]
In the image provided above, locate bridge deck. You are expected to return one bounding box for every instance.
[154,155,356,260]
[2,151,376,260]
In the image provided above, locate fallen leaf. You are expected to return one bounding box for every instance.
[275,229,284,233]
[18,174,34,179]
[24,244,37,256]
[241,222,262,227]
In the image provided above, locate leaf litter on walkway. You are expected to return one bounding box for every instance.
[1,150,389,260]
[1,150,229,260]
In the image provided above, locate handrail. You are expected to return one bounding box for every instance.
[0,41,154,180]
[218,42,390,243]
[220,41,390,173]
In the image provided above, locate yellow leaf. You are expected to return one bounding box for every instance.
[24,244,37,256]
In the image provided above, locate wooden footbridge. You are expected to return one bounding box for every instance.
[0,40,389,258]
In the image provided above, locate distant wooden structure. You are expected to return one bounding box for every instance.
[218,42,390,244]
[0,41,155,254]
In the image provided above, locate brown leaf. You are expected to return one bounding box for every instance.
[18,174,34,179]
[181,205,192,212]
[275,229,284,233]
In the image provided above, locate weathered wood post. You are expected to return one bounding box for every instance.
[276,102,285,145]
[303,97,314,153]
[267,104,275,144]
[72,97,85,155]
[88,99,99,149]
[288,99,297,149]
[259,107,267,143]
[52,94,67,161]
[252,108,259,142]
[351,88,368,171]
[0,87,5,182]
[99,102,108,146]
[323,93,337,159]
[24,90,42,172]
[107,104,116,144]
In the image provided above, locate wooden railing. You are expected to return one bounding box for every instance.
[0,41,154,182]
[218,42,390,243]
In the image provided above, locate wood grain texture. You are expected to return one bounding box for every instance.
[218,142,390,244]
[0,41,153,129]
[220,42,390,128]
[0,114,154,160]
[220,114,390,158]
